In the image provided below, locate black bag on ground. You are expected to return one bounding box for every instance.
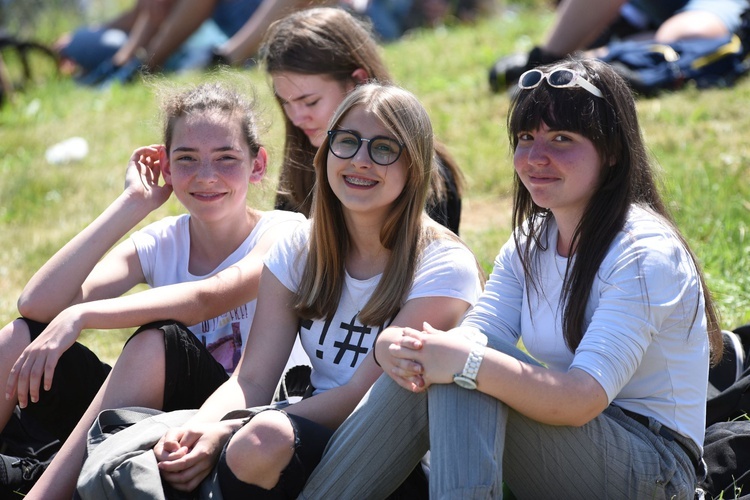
[707,325,750,426]
[700,324,750,500]
[700,419,750,500]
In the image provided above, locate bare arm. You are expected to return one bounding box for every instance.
[17,145,173,322]
[285,295,472,430]
[390,324,609,427]
[153,287,472,488]
[189,267,301,424]
[37,214,293,332]
[151,267,299,486]
[144,0,218,69]
[542,0,626,56]
[219,0,336,65]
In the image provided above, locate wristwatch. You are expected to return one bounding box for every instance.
[459,329,488,347]
[453,330,487,390]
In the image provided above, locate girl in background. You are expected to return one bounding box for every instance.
[262,6,464,234]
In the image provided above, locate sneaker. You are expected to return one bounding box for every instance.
[488,46,562,93]
[76,58,119,87]
[97,57,146,90]
[0,453,51,494]
[208,48,231,69]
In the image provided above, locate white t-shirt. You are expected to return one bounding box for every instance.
[265,221,483,394]
[131,210,306,375]
[463,206,709,448]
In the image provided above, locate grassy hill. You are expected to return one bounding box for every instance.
[1,3,749,362]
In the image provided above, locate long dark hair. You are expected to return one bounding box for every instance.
[507,57,722,364]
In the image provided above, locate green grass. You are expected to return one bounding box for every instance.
[1,3,750,362]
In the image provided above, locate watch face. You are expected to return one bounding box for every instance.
[463,330,488,347]
[453,375,477,390]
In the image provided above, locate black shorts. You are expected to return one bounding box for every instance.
[127,320,230,411]
[19,318,229,441]
[18,317,111,441]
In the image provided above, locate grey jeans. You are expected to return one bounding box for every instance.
[300,336,699,499]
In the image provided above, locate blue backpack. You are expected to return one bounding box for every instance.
[598,30,750,96]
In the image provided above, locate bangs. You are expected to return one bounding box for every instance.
[508,85,608,150]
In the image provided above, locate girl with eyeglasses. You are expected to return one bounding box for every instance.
[300,58,723,499]
[149,83,483,497]
[260,6,465,235]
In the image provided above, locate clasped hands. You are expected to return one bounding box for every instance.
[380,322,475,392]
[152,419,237,492]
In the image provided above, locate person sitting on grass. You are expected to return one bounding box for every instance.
[300,57,723,500]
[0,80,307,499]
[143,82,483,498]
[262,6,465,234]
[488,0,748,92]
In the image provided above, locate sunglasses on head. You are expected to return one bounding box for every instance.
[518,67,604,98]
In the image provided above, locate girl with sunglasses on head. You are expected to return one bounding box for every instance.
[300,57,722,499]
[261,6,465,235]
[4,81,309,499]
[147,82,482,497]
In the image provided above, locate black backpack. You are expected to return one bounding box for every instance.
[701,325,750,500]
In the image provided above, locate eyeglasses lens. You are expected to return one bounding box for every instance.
[330,131,359,158]
[369,138,400,165]
[329,131,401,165]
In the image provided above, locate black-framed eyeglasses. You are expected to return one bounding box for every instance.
[518,67,604,98]
[327,129,404,166]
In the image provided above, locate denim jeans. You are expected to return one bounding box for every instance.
[300,335,698,499]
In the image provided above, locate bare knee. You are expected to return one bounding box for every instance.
[120,327,166,360]
[224,411,296,489]
[655,12,729,43]
[0,319,32,427]
[0,317,32,346]
[0,319,32,370]
[106,328,166,407]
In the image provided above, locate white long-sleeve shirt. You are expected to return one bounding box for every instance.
[463,205,709,448]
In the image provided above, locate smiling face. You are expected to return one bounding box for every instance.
[273,71,355,148]
[164,111,264,225]
[513,121,603,226]
[326,105,407,220]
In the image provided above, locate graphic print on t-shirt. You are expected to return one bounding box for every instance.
[202,304,249,373]
[300,316,386,367]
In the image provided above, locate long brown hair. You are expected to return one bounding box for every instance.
[260,6,462,219]
[294,83,440,326]
[507,57,722,364]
